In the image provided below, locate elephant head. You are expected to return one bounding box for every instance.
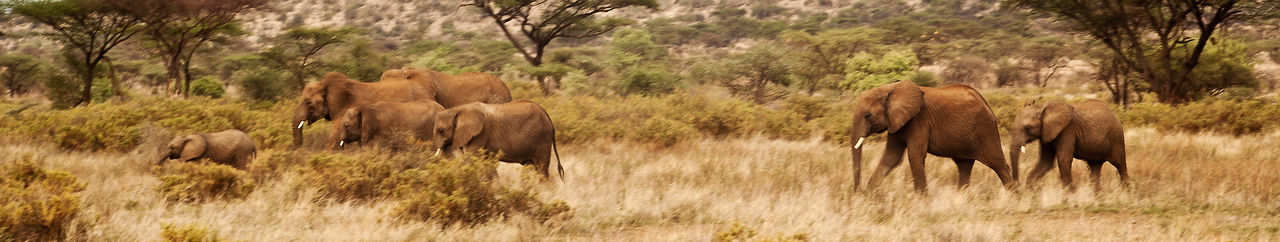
[160,135,206,165]
[335,107,362,148]
[848,81,924,190]
[1007,100,1074,180]
[432,107,483,157]
[292,73,359,148]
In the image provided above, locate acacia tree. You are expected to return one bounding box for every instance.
[0,54,49,97]
[466,0,659,94]
[779,27,887,93]
[7,0,141,106]
[124,0,265,97]
[260,26,354,91]
[730,43,794,104]
[1008,0,1275,104]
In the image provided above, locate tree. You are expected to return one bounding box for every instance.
[941,55,992,87]
[7,0,141,106]
[466,0,659,94]
[1022,36,1073,87]
[1008,0,1277,104]
[780,27,887,93]
[0,54,50,97]
[124,0,265,98]
[728,43,794,104]
[843,49,922,92]
[260,26,354,91]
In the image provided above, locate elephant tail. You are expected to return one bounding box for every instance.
[539,104,565,182]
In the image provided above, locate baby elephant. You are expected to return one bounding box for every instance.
[333,101,445,149]
[160,129,257,169]
[432,100,563,180]
[1009,99,1129,190]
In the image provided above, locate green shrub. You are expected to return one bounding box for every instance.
[160,223,219,242]
[237,68,290,101]
[155,162,256,203]
[190,77,225,99]
[0,155,86,241]
[388,153,570,226]
[617,67,680,96]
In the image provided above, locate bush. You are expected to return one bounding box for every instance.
[388,153,570,226]
[0,156,86,241]
[160,223,219,242]
[237,69,290,101]
[190,77,225,99]
[155,162,256,203]
[617,67,680,96]
[1120,99,1280,135]
[294,150,432,202]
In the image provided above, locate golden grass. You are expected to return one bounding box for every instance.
[1,128,1278,240]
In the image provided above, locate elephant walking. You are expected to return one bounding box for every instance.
[850,81,1016,193]
[292,72,434,148]
[160,129,257,169]
[431,100,563,180]
[1009,99,1129,190]
[392,67,513,108]
[332,100,446,149]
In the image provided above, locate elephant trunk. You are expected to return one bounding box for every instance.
[292,103,307,149]
[850,124,868,191]
[1007,132,1027,181]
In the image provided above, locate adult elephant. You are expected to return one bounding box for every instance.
[1008,99,1129,191]
[850,81,1016,193]
[159,129,257,169]
[431,100,563,180]
[332,100,446,149]
[399,67,513,108]
[292,72,433,148]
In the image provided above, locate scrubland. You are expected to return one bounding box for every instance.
[2,93,1280,241]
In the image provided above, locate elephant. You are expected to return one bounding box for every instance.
[332,100,446,149]
[292,72,434,148]
[1008,99,1129,190]
[398,67,513,108]
[159,129,257,169]
[850,81,1016,193]
[431,100,563,180]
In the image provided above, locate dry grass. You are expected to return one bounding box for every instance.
[2,128,1278,240]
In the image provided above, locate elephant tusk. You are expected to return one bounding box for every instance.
[434,148,442,156]
[854,137,864,149]
[297,121,305,129]
[339,140,344,147]
[1020,146,1026,153]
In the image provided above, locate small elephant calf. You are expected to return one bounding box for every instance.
[1009,99,1129,190]
[332,100,446,149]
[160,129,257,169]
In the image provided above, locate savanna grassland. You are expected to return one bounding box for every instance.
[2,92,1280,241]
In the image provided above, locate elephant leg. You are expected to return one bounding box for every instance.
[1111,145,1130,187]
[1086,159,1105,191]
[1025,151,1055,189]
[952,158,975,189]
[976,150,1016,190]
[906,140,929,194]
[1054,148,1076,191]
[866,137,907,190]
[533,158,550,180]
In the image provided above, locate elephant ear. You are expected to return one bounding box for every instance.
[885,81,925,133]
[359,107,376,143]
[179,135,207,162]
[1040,101,1074,142]
[452,108,484,149]
[322,73,357,120]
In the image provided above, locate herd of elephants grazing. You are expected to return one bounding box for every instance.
[158,67,1129,193]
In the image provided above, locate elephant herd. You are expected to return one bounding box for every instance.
[157,71,1127,191]
[850,81,1129,193]
[160,67,563,179]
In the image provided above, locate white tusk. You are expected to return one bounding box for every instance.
[339,141,344,147]
[854,137,864,149]
[1020,146,1026,153]
[297,121,305,129]
[434,148,442,156]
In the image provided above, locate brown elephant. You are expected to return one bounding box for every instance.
[850,81,1016,193]
[160,129,257,169]
[332,100,446,149]
[399,67,513,108]
[431,100,563,179]
[1008,99,1129,190]
[292,72,433,148]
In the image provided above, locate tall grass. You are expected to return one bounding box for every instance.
[1,128,1277,240]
